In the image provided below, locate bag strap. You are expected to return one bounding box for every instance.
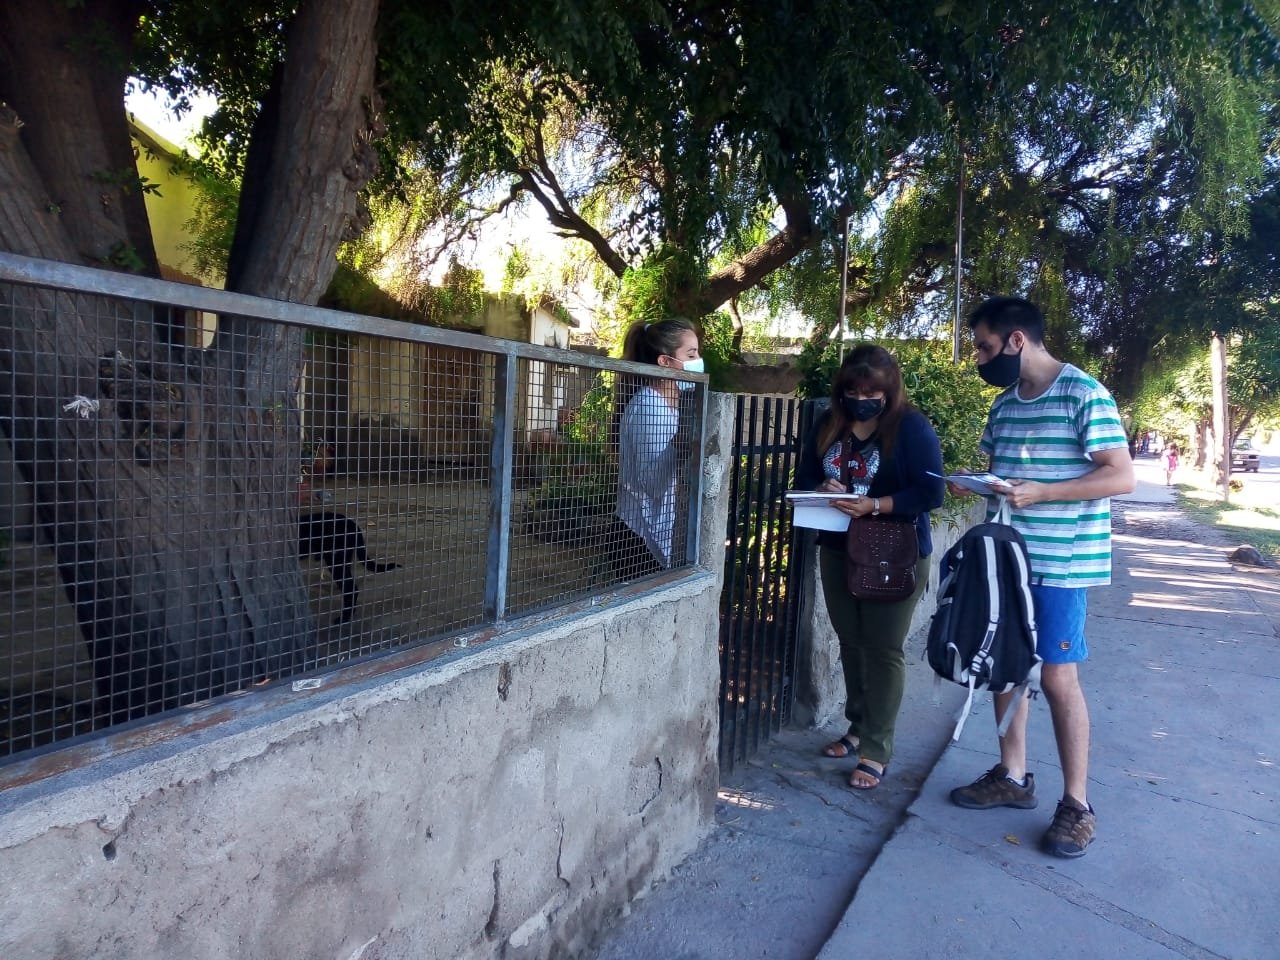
[993,494,1011,525]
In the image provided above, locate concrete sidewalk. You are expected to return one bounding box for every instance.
[590,458,1280,959]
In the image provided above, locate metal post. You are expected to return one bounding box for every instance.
[484,353,517,621]
[684,382,708,566]
[1211,333,1230,503]
[838,215,850,363]
[953,148,965,364]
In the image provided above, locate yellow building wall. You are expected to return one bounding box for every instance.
[130,119,221,289]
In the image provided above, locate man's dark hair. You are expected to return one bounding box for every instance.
[967,296,1045,345]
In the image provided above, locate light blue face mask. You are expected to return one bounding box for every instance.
[676,356,704,391]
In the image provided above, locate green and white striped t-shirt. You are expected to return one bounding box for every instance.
[981,363,1128,587]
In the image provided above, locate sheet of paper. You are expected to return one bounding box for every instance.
[928,471,1010,496]
[784,492,861,505]
[785,490,857,531]
[790,503,852,532]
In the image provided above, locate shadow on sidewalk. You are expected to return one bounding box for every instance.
[589,628,966,960]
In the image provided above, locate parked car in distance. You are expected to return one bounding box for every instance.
[1231,439,1260,473]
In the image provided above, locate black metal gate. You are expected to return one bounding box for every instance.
[718,395,811,772]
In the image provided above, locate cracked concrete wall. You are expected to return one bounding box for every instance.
[0,394,737,960]
[793,500,985,728]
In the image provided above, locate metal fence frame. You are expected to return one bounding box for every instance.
[718,394,810,772]
[0,251,708,762]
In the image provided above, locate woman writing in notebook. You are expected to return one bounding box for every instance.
[794,344,944,789]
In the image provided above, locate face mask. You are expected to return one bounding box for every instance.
[672,355,704,391]
[977,337,1023,388]
[841,396,884,422]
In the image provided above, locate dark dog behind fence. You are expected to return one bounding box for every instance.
[298,509,401,623]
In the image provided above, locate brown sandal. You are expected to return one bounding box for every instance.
[821,735,859,759]
[849,760,886,790]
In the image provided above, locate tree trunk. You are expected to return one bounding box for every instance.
[0,0,382,724]
[0,0,159,274]
[726,296,745,360]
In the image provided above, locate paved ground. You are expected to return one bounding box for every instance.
[589,457,1280,960]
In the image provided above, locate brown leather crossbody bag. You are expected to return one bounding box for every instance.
[841,437,919,602]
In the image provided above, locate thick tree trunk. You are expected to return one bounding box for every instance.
[0,0,158,274]
[0,0,382,724]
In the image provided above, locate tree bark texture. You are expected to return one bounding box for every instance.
[0,0,383,724]
[0,0,158,273]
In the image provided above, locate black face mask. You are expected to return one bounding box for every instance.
[841,396,885,422]
[977,338,1023,388]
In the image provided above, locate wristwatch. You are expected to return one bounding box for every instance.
[871,497,881,516]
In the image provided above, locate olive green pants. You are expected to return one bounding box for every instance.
[819,546,931,766]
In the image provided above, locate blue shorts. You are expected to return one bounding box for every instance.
[1030,585,1089,664]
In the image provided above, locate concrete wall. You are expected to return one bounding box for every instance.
[793,501,985,728]
[0,394,735,960]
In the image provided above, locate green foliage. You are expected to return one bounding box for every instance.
[502,248,531,294]
[562,375,615,446]
[174,156,239,283]
[91,166,161,196]
[419,259,485,326]
[121,0,1280,402]
[1133,326,1280,444]
[615,248,699,327]
[523,377,619,541]
[693,312,741,392]
[104,241,148,273]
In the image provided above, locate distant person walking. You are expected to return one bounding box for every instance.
[1164,444,1180,486]
[947,296,1134,858]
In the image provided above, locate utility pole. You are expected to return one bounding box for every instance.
[1211,332,1230,502]
[953,148,965,364]
[838,214,850,364]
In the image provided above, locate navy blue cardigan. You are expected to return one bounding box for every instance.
[795,407,945,556]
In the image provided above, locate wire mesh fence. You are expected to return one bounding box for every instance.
[0,253,705,761]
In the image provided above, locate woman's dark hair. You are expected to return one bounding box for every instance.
[817,343,913,456]
[621,317,698,365]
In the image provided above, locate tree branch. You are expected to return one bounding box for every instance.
[517,164,630,277]
[690,194,818,316]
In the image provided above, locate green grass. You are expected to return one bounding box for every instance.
[1175,478,1280,559]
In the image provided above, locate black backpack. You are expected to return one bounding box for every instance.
[926,502,1043,740]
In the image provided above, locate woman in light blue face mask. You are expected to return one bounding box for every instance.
[612,318,704,577]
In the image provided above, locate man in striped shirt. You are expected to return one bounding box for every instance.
[948,296,1135,858]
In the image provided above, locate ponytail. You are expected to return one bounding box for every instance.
[620,318,698,366]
